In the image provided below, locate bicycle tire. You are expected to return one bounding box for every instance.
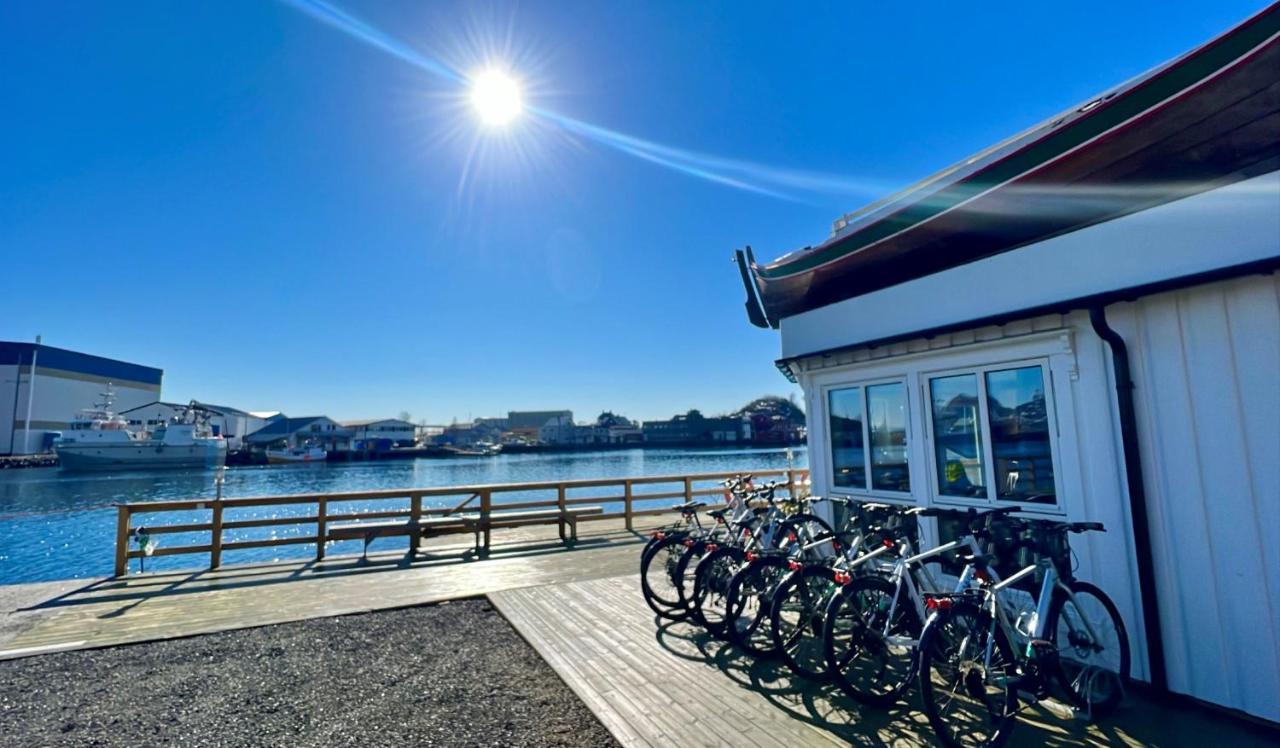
[691,546,746,639]
[771,564,840,680]
[917,599,1018,748]
[640,534,692,620]
[1045,580,1130,719]
[823,574,921,705]
[725,556,789,657]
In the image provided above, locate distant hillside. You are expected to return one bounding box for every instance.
[734,395,805,425]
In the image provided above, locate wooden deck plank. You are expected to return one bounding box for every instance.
[490,576,845,748]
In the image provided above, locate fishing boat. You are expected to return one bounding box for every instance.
[736,5,1280,325]
[55,389,227,471]
[265,445,328,464]
[444,442,502,457]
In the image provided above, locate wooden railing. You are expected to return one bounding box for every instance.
[113,468,810,576]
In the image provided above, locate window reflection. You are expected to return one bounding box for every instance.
[930,374,987,497]
[867,383,910,491]
[985,367,1055,504]
[828,388,866,488]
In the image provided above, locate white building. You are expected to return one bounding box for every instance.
[243,416,351,452]
[119,401,267,450]
[341,418,416,448]
[0,341,162,455]
[737,11,1278,724]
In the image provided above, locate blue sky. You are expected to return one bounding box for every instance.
[0,0,1265,423]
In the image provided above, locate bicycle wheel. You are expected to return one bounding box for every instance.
[772,565,839,680]
[725,557,788,657]
[778,513,833,551]
[823,575,920,705]
[674,540,711,623]
[692,546,745,639]
[1046,580,1130,719]
[918,600,1018,748]
[640,534,691,620]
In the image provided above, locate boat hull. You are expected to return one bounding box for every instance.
[265,449,327,464]
[56,442,227,471]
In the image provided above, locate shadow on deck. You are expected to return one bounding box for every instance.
[0,516,665,658]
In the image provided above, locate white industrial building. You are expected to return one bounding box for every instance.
[119,401,268,451]
[737,9,1278,724]
[341,418,416,448]
[0,341,163,455]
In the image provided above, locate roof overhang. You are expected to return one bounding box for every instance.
[741,5,1280,327]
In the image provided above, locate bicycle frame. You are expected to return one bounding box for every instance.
[980,559,1105,671]
[878,534,1000,648]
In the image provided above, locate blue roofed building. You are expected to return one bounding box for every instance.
[0,340,163,455]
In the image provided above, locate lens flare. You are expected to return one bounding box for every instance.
[278,0,889,202]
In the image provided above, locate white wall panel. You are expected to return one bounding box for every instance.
[1110,272,1280,721]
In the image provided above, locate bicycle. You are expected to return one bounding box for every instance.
[916,518,1130,748]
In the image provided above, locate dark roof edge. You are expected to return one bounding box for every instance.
[774,255,1280,382]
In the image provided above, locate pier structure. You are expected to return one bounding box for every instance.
[1,468,1274,746]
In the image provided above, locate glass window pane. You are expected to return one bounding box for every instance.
[828,387,866,489]
[867,383,910,491]
[985,367,1055,504]
[930,374,987,498]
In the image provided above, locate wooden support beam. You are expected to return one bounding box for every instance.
[113,505,130,577]
[210,501,224,569]
[316,497,328,561]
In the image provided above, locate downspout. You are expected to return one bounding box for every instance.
[1089,305,1168,692]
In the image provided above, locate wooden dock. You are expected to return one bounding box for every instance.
[3,469,1275,747]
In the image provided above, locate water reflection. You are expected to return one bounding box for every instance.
[0,447,806,584]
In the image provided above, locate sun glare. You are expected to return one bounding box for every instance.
[470,70,523,127]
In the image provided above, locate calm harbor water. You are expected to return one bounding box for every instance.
[0,446,807,585]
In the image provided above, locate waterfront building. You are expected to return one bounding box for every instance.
[506,410,573,443]
[341,418,416,449]
[435,420,504,447]
[0,341,162,455]
[641,410,751,444]
[568,412,643,445]
[120,401,267,450]
[735,9,1279,722]
[243,416,351,453]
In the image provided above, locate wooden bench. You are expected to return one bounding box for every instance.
[479,506,604,552]
[327,514,480,558]
[326,506,604,559]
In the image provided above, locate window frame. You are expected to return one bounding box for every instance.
[922,357,1063,511]
[822,375,914,502]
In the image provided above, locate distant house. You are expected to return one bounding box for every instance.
[642,410,750,444]
[569,412,643,445]
[244,416,351,452]
[507,410,572,443]
[341,418,415,448]
[436,420,504,447]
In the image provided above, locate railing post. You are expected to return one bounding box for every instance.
[786,468,796,497]
[114,505,130,577]
[624,479,633,531]
[557,483,567,541]
[409,493,422,554]
[316,497,328,561]
[683,476,693,504]
[480,489,492,554]
[210,500,224,570]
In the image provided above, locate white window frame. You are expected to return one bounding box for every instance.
[822,376,914,503]
[922,357,1063,512]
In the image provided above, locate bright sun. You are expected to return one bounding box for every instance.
[470,70,523,127]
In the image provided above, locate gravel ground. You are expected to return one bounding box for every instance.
[0,598,618,747]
